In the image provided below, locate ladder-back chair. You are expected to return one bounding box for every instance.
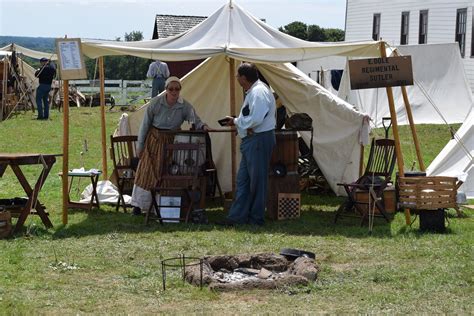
[110,135,138,212]
[334,138,397,224]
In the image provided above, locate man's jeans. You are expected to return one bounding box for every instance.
[36,83,52,119]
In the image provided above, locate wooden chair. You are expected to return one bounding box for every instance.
[334,138,397,225]
[145,143,204,225]
[110,135,138,212]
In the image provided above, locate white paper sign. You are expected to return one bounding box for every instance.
[58,41,82,70]
[159,196,181,223]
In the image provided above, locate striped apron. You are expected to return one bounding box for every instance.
[134,127,174,190]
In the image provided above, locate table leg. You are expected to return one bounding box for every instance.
[11,163,54,233]
[90,175,100,209]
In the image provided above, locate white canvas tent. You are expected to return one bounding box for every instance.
[298,43,473,127]
[427,108,474,198]
[79,1,399,195]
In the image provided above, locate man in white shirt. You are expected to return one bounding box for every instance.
[146,60,170,97]
[219,63,276,226]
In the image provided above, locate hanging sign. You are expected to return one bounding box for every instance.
[55,38,87,80]
[348,56,413,90]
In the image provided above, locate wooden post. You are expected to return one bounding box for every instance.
[62,79,70,225]
[359,144,364,177]
[392,50,425,171]
[380,41,410,224]
[229,58,237,194]
[99,57,108,180]
[1,57,7,121]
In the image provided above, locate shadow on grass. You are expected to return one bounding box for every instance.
[49,202,397,240]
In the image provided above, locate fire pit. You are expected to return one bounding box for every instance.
[184,253,319,291]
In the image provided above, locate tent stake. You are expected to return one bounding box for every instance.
[380,41,410,225]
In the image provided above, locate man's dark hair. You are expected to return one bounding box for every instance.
[237,63,259,82]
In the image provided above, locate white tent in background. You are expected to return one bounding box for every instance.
[80,1,393,195]
[427,108,474,198]
[298,43,473,127]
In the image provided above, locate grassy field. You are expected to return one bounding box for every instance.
[0,108,472,314]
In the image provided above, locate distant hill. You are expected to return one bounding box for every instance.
[0,36,56,52]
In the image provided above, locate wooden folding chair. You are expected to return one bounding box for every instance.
[110,135,138,212]
[145,143,204,225]
[334,138,397,225]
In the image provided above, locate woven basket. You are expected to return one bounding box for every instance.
[398,176,457,210]
[0,211,12,239]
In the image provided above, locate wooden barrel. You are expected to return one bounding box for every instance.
[270,130,299,174]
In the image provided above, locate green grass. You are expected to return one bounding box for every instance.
[0,108,472,314]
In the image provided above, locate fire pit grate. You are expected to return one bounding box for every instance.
[161,255,203,291]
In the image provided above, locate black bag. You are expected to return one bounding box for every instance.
[285,112,313,130]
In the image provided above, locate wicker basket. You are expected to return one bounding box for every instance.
[398,176,458,210]
[0,211,12,239]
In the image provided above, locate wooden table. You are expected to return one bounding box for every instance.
[0,153,58,233]
[58,170,101,211]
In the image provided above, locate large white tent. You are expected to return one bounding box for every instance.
[298,43,473,127]
[80,1,396,195]
[427,108,474,198]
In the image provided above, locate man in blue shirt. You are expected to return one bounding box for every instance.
[35,58,56,120]
[219,63,276,226]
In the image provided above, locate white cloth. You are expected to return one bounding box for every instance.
[146,60,170,79]
[80,180,130,204]
[234,80,276,138]
[130,184,158,210]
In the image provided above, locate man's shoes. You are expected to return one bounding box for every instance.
[215,218,236,227]
[132,207,142,216]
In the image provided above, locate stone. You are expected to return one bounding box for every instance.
[288,257,319,281]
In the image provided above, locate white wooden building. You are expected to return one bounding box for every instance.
[344,0,474,92]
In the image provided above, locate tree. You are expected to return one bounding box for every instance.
[307,25,326,42]
[324,28,345,42]
[278,21,308,40]
[279,22,345,42]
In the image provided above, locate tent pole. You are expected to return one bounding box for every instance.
[359,145,364,176]
[393,51,425,171]
[62,79,70,225]
[400,85,425,171]
[99,57,108,180]
[380,41,410,224]
[1,57,7,121]
[229,58,237,194]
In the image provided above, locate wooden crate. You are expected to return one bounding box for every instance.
[398,176,457,210]
[355,186,397,213]
[267,174,299,220]
[0,211,12,239]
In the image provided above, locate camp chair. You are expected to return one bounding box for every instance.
[334,138,397,225]
[145,143,204,225]
[110,135,138,212]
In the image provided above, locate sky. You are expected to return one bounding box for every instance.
[0,0,346,40]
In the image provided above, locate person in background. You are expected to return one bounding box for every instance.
[147,59,170,97]
[35,58,56,120]
[218,63,276,226]
[131,76,209,215]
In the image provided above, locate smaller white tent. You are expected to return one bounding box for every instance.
[427,108,474,198]
[298,43,473,127]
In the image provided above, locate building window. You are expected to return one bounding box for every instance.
[456,8,467,57]
[419,10,428,44]
[372,13,381,40]
[400,12,410,45]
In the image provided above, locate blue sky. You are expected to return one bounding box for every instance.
[0,0,346,40]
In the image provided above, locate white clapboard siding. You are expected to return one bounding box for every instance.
[345,0,474,92]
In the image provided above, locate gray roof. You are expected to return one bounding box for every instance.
[153,15,207,39]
